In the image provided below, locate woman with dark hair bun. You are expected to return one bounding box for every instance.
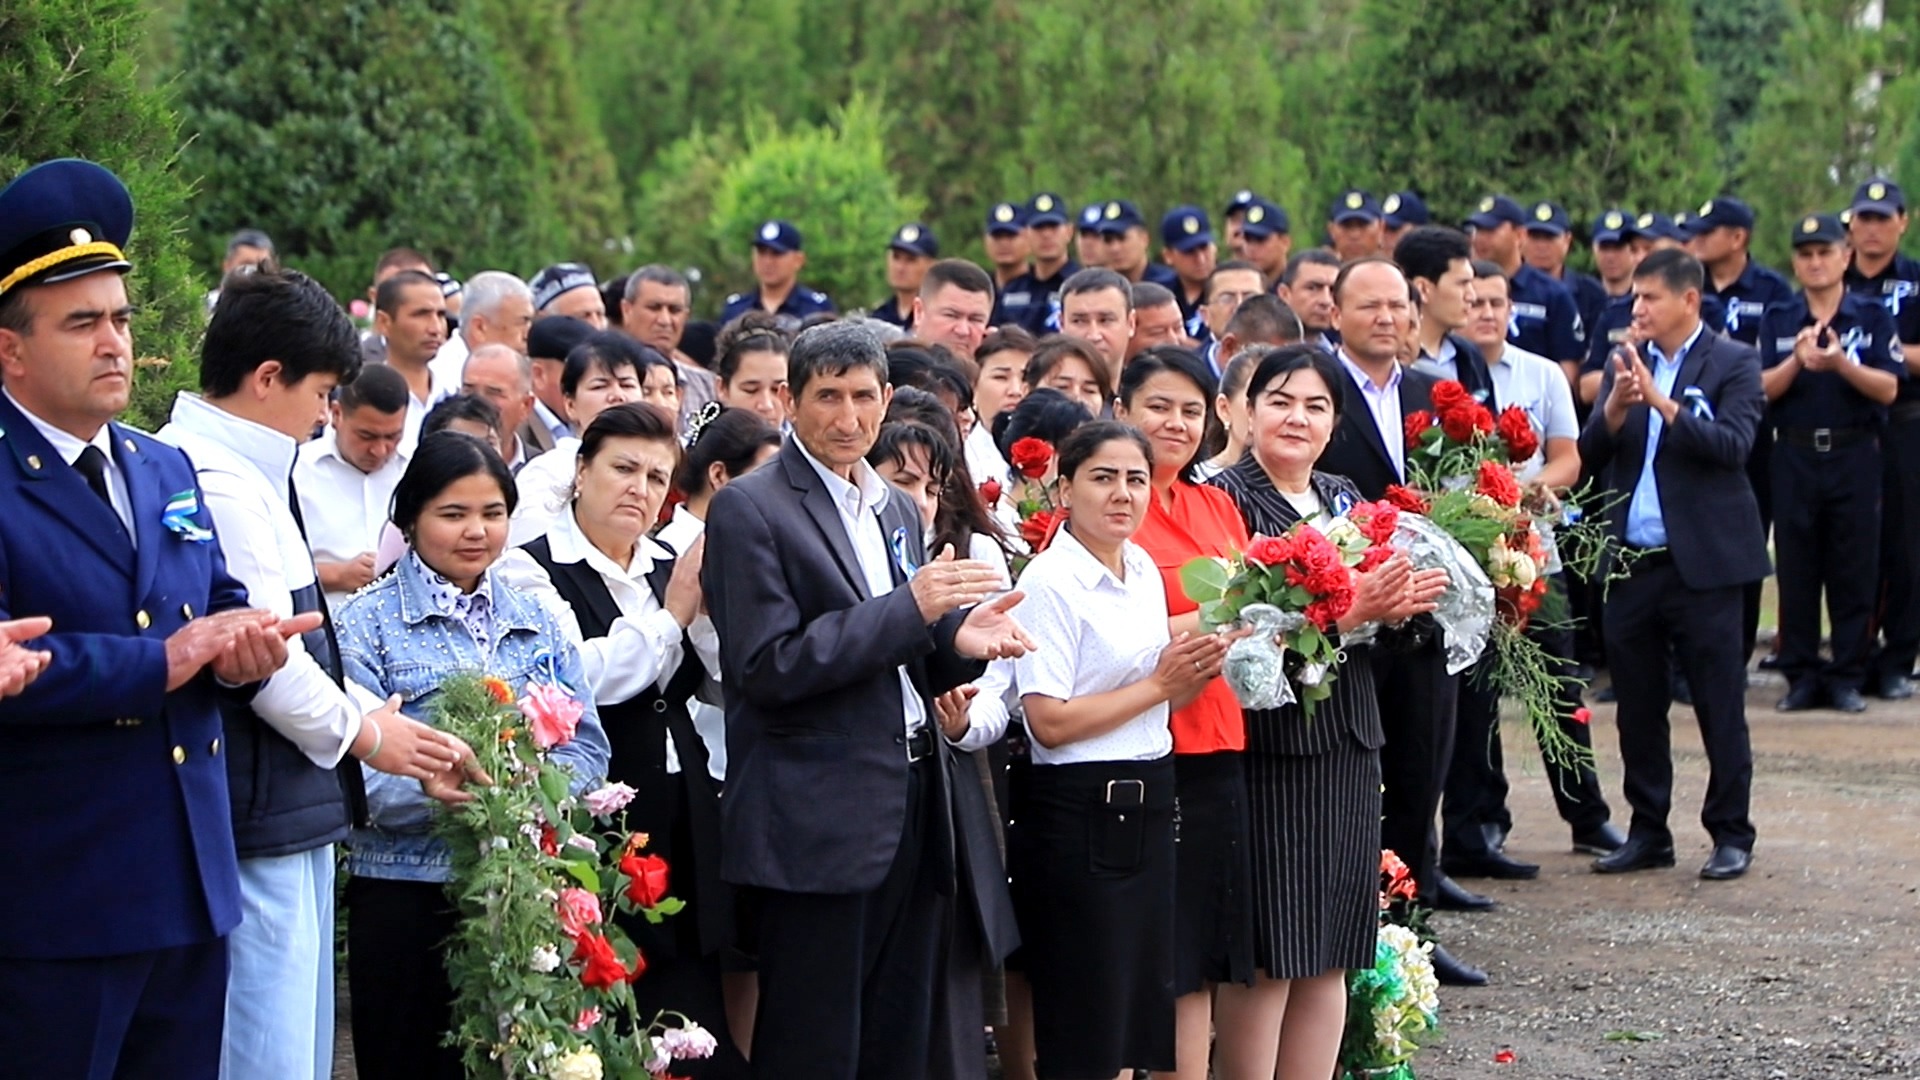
[336,431,609,1080]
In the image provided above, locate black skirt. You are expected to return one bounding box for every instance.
[1243,735,1382,979]
[1171,751,1256,993]
[1008,755,1176,1079]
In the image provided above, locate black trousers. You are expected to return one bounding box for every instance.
[0,938,227,1080]
[749,757,951,1080]
[1604,561,1756,851]
[1775,439,1882,692]
[1741,425,1775,665]
[1373,642,1458,904]
[345,876,464,1080]
[1874,416,1920,679]
[1442,579,1611,860]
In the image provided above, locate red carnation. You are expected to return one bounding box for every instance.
[1009,437,1053,479]
[1429,380,1470,411]
[1383,484,1430,515]
[621,852,671,909]
[979,478,1003,506]
[573,932,628,991]
[1304,596,1349,631]
[1245,535,1292,567]
[1572,707,1592,726]
[1496,406,1539,462]
[1440,407,1478,443]
[1476,460,1522,508]
[1351,500,1399,546]
[1402,409,1433,449]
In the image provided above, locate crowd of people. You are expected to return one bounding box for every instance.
[0,151,1915,1080]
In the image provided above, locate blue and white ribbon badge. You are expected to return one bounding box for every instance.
[1681,386,1714,421]
[530,646,576,696]
[162,489,214,542]
[1331,489,1356,517]
[890,526,920,579]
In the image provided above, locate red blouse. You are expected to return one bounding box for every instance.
[1131,479,1253,754]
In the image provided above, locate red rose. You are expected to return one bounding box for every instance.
[1402,409,1433,449]
[1476,460,1522,508]
[1008,437,1054,479]
[979,478,1003,506]
[1496,406,1539,461]
[1244,535,1292,567]
[573,932,627,991]
[1470,403,1495,434]
[1303,596,1348,630]
[1300,536,1342,576]
[1440,407,1477,443]
[1383,484,1430,515]
[1572,707,1592,726]
[1018,507,1063,551]
[1351,500,1399,545]
[621,852,671,909]
[1429,380,1470,411]
[1356,546,1394,572]
[539,822,558,858]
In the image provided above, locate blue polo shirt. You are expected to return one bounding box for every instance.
[1508,263,1585,363]
[1706,258,1795,346]
[1846,253,1920,404]
[1758,291,1903,429]
[996,261,1079,335]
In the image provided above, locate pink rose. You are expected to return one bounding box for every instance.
[583,781,637,817]
[556,886,602,939]
[571,1005,602,1033]
[521,681,585,750]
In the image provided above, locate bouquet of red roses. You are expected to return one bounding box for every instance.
[1181,501,1400,717]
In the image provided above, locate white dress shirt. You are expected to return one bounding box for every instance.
[794,438,930,740]
[158,393,382,768]
[1011,525,1172,765]
[963,423,1009,493]
[1338,349,1406,481]
[294,428,408,611]
[498,507,721,774]
[399,365,454,456]
[508,438,581,546]
[5,388,136,540]
[644,502,729,778]
[654,502,705,558]
[427,333,471,402]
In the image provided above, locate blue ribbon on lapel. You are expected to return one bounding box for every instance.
[530,646,575,696]
[162,489,214,542]
[890,526,920,579]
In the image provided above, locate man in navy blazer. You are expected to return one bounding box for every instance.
[1580,248,1772,882]
[0,159,314,1079]
[703,321,1032,1079]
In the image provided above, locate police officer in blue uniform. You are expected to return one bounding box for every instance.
[1222,188,1261,257]
[999,192,1077,335]
[1760,213,1903,713]
[1239,197,1292,284]
[1328,188,1387,262]
[720,219,835,329]
[1074,199,1109,270]
[1466,194,1586,376]
[1525,201,1610,340]
[0,158,313,1079]
[872,222,939,330]
[1382,189,1431,252]
[1844,179,1920,698]
[1158,204,1216,337]
[1097,199,1181,290]
[981,201,1028,316]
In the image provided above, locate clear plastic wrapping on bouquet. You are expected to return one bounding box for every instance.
[1392,512,1495,675]
[1223,604,1304,710]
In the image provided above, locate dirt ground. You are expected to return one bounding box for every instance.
[1419,669,1920,1080]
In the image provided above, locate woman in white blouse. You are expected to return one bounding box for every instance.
[496,402,747,1074]
[1007,420,1230,1080]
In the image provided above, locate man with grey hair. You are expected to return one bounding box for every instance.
[429,269,534,392]
[702,320,1032,1079]
[621,264,716,424]
[461,343,537,470]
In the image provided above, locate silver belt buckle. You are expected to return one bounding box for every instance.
[1814,428,1833,452]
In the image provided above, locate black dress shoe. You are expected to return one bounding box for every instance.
[1776,682,1822,712]
[1429,943,1489,987]
[1757,652,1781,672]
[1699,845,1751,880]
[1591,836,1675,874]
[1830,687,1868,713]
[1571,822,1626,856]
[1877,674,1915,700]
[1434,874,1498,911]
[1444,850,1540,880]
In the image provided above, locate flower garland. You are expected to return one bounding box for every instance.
[1339,850,1441,1080]
[429,673,716,1079]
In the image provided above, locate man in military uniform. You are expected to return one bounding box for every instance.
[1525,201,1610,338]
[981,202,1029,296]
[720,220,835,329]
[1592,208,1639,300]
[1239,197,1292,283]
[1159,205,1217,334]
[1328,188,1387,262]
[1097,200,1180,290]
[1467,194,1586,381]
[998,192,1076,336]
[1760,214,1903,713]
[0,157,316,1078]
[1223,188,1261,258]
[1845,178,1920,699]
[1383,190,1431,253]
[872,222,939,330]
[1074,201,1110,269]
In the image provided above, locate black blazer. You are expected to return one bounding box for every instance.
[1316,360,1442,499]
[1577,328,1772,591]
[1443,332,1499,410]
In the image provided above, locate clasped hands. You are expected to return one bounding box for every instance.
[1345,553,1449,629]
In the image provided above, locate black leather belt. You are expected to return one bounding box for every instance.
[1779,426,1874,452]
[906,727,936,762]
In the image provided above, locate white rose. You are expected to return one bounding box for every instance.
[529,943,561,974]
[548,1046,603,1080]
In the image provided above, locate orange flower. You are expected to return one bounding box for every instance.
[498,727,518,744]
[481,675,514,704]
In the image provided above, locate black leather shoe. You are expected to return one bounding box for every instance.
[1776,682,1822,712]
[1591,835,1675,874]
[1699,845,1751,880]
[1434,874,1497,911]
[1429,943,1489,987]
[1444,850,1540,880]
[1830,687,1869,713]
[1877,674,1914,700]
[1571,822,1626,856]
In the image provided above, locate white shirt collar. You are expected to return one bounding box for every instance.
[544,502,672,583]
[308,424,409,476]
[4,387,115,467]
[1049,522,1147,591]
[533,398,571,441]
[1337,349,1402,394]
[165,391,298,496]
[794,436,891,518]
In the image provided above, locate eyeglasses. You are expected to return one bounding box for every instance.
[1209,290,1263,308]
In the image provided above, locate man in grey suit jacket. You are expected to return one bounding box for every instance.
[702,321,1033,1079]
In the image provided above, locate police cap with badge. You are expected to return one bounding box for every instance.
[984,201,1023,238]
[1027,192,1070,228]
[1466,194,1526,230]
[1694,197,1757,235]
[1851,178,1906,218]
[0,158,135,304]
[1383,190,1430,229]
[1160,206,1214,253]
[1097,200,1147,237]
[1593,208,1635,245]
[1224,189,1261,219]
[1077,202,1107,233]
[1241,197,1290,239]
[893,222,941,257]
[1792,212,1848,248]
[752,219,804,253]
[1330,189,1382,224]
[1526,201,1571,236]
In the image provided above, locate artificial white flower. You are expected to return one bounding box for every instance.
[583,781,637,817]
[548,1046,603,1080]
[659,1021,719,1059]
[529,943,562,973]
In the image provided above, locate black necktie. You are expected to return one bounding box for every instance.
[74,445,113,509]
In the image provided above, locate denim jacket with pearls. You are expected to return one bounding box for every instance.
[335,555,609,882]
